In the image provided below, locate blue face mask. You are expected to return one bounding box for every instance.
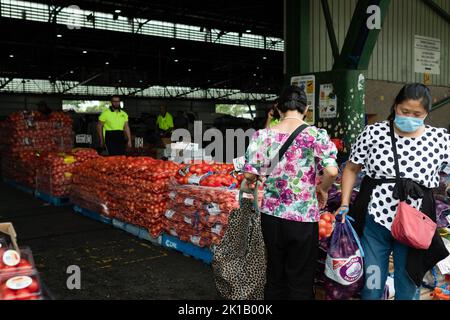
[394,115,426,133]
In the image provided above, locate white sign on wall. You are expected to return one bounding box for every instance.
[414,35,441,75]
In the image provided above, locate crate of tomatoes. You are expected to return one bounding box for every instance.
[0,223,47,300]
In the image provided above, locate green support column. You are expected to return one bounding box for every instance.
[334,0,391,70]
[314,71,366,161]
[285,0,390,158]
[284,0,310,84]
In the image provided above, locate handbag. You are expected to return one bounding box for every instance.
[212,179,266,300]
[388,121,437,250]
[212,124,309,299]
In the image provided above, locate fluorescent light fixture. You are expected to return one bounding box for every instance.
[9,54,14,58]
[114,9,121,14]
[83,50,87,54]
[170,47,175,50]
[57,34,62,38]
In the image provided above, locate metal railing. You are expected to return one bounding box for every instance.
[0,78,277,101]
[0,0,284,51]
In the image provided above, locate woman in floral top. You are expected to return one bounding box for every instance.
[243,85,338,300]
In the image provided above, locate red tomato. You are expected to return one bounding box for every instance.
[28,279,39,293]
[321,214,332,223]
[319,227,327,239]
[18,259,32,270]
[318,220,327,228]
[1,265,17,272]
[15,288,32,300]
[2,289,16,300]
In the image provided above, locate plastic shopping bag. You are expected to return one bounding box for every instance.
[324,215,365,300]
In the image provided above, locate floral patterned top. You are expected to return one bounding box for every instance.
[243,127,338,222]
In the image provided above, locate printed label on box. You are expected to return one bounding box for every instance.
[165,239,177,248]
[188,175,203,185]
[168,191,177,200]
[6,276,33,290]
[165,210,176,219]
[184,216,192,225]
[190,236,201,246]
[2,250,20,267]
[211,224,223,235]
[206,203,221,215]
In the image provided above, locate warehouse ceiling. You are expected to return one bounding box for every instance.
[0,0,284,98]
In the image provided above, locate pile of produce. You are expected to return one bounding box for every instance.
[71,157,179,237]
[318,212,335,240]
[175,162,244,189]
[36,149,99,198]
[0,111,74,189]
[1,151,38,188]
[163,180,241,248]
[2,111,73,154]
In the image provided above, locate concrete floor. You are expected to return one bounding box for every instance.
[0,182,219,300]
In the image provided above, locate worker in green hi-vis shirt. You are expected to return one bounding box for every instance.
[156,105,174,138]
[97,95,132,156]
[264,100,281,129]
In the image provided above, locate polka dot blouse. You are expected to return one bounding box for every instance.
[349,121,450,230]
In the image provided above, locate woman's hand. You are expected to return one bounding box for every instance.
[243,173,259,191]
[316,187,328,209]
[334,205,350,223]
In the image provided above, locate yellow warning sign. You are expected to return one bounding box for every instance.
[424,73,431,85]
[306,80,314,94]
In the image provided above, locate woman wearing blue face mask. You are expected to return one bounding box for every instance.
[336,83,450,300]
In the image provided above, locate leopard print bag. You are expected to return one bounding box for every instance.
[212,181,266,300]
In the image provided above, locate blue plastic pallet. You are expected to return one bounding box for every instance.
[162,234,213,264]
[35,190,71,206]
[3,178,35,195]
[73,206,112,225]
[112,219,162,246]
[137,228,162,246]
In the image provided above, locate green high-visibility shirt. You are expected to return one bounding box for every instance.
[156,112,174,131]
[99,108,128,138]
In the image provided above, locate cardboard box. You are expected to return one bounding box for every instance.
[0,223,20,253]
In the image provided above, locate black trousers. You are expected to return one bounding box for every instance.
[261,213,318,300]
[105,130,126,156]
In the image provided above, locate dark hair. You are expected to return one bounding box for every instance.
[111,95,121,101]
[278,85,308,114]
[387,83,431,121]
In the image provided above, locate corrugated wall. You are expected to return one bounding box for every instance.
[309,0,450,86]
